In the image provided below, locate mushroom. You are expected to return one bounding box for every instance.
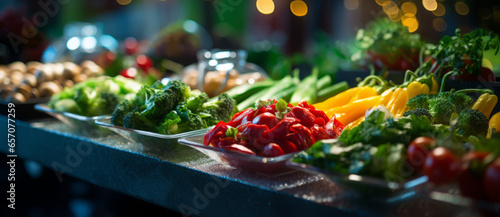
[62,79,74,88]
[81,61,103,78]
[30,88,40,99]
[22,73,37,87]
[34,65,55,84]
[52,63,65,82]
[73,73,87,83]
[62,62,81,80]
[38,81,61,97]
[0,69,6,83]
[26,61,43,74]
[0,85,14,99]
[13,83,32,99]
[8,61,26,73]
[7,92,27,103]
[9,70,24,85]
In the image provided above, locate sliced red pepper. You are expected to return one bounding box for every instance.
[311,124,330,141]
[241,123,270,150]
[286,133,306,151]
[313,118,325,126]
[298,100,315,110]
[265,103,277,114]
[252,112,278,128]
[310,109,330,124]
[228,108,254,127]
[259,143,285,157]
[203,121,228,146]
[217,137,239,148]
[289,124,316,149]
[222,144,256,155]
[324,116,345,138]
[277,139,297,154]
[290,106,315,128]
[263,117,300,141]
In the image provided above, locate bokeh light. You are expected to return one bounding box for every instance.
[479,8,492,20]
[344,0,359,11]
[433,18,447,32]
[423,0,438,11]
[116,0,132,6]
[256,0,275,15]
[402,2,417,15]
[402,17,419,32]
[455,2,469,15]
[432,3,446,16]
[290,0,308,17]
[376,0,390,7]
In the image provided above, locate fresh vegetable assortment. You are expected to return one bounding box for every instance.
[203,99,345,157]
[48,76,142,116]
[111,80,236,135]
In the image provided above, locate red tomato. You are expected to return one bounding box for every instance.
[484,157,500,202]
[124,37,138,55]
[458,151,490,200]
[479,67,496,82]
[252,112,278,128]
[135,54,153,72]
[424,147,461,185]
[223,144,256,155]
[407,137,436,173]
[120,67,138,79]
[259,143,285,157]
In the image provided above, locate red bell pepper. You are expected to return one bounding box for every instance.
[311,124,330,141]
[277,139,298,154]
[324,117,345,138]
[290,106,315,128]
[289,124,316,149]
[241,123,270,150]
[228,108,254,127]
[204,121,228,147]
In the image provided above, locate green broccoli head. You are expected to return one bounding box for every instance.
[407,94,432,110]
[123,111,157,132]
[186,91,209,111]
[403,108,433,121]
[429,97,456,125]
[73,86,95,114]
[163,80,191,101]
[202,93,236,123]
[454,108,489,137]
[53,99,82,115]
[111,101,134,126]
[449,92,474,113]
[132,86,155,109]
[150,81,166,89]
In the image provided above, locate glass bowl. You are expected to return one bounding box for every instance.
[286,161,428,202]
[178,135,298,176]
[34,104,110,132]
[95,117,210,151]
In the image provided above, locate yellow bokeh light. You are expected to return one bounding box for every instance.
[383,1,399,17]
[117,0,132,6]
[423,0,438,11]
[433,18,447,32]
[402,17,419,33]
[344,0,359,11]
[290,0,308,17]
[402,2,417,15]
[479,8,492,20]
[483,58,493,71]
[432,3,446,16]
[455,2,469,16]
[256,0,275,15]
[376,0,390,6]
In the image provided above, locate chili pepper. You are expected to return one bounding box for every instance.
[290,106,316,128]
[228,108,254,127]
[324,116,346,138]
[277,139,298,154]
[312,87,361,111]
[241,123,270,150]
[472,93,498,119]
[488,112,500,138]
[204,121,228,147]
[311,124,330,141]
[326,95,381,125]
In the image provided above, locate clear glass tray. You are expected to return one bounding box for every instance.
[34,104,110,132]
[428,187,500,215]
[95,117,211,150]
[286,161,428,201]
[178,135,298,176]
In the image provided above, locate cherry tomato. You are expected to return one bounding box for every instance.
[124,37,138,55]
[407,137,436,173]
[135,54,153,72]
[484,157,500,202]
[458,151,490,200]
[259,143,285,157]
[223,144,256,155]
[120,67,138,79]
[252,112,278,128]
[424,147,461,185]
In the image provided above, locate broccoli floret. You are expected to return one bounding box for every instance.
[201,93,236,123]
[449,92,474,113]
[156,110,206,134]
[407,94,433,110]
[131,86,155,109]
[156,111,182,134]
[185,91,209,111]
[140,80,191,120]
[123,111,156,132]
[53,99,82,114]
[111,101,134,126]
[150,81,165,89]
[454,108,489,137]
[403,108,433,120]
[429,97,456,125]
[74,87,95,114]
[163,80,191,101]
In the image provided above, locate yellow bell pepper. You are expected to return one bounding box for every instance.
[327,95,381,125]
[430,76,439,94]
[472,93,498,119]
[407,81,430,100]
[346,115,365,129]
[386,88,402,112]
[347,86,378,104]
[313,87,361,111]
[372,88,394,108]
[488,112,500,138]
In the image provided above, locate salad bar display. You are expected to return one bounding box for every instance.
[2,2,500,216]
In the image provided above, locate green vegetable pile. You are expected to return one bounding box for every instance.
[292,109,448,181]
[111,80,236,134]
[48,76,142,116]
